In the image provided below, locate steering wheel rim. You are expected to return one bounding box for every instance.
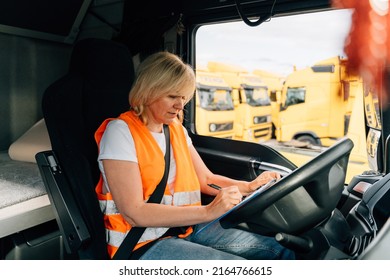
[220,137,354,235]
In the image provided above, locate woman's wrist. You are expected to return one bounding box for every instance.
[239,181,253,195]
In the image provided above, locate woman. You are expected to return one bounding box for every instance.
[95,51,294,260]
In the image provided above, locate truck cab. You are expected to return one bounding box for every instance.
[207,61,273,142]
[272,57,362,146]
[195,68,235,138]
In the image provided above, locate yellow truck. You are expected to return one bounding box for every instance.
[271,56,361,147]
[207,61,273,143]
[195,68,236,138]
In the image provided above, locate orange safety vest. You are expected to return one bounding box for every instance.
[95,111,201,258]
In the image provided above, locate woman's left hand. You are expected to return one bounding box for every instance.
[244,171,281,195]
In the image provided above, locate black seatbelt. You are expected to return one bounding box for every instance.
[112,124,171,260]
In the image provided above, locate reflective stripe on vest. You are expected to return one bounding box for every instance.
[95,111,201,258]
[99,191,201,215]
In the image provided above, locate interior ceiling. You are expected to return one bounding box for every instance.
[0,0,332,46]
[114,0,332,57]
[123,0,332,21]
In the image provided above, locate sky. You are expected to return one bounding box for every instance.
[196,9,353,77]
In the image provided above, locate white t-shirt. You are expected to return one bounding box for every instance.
[98,119,192,194]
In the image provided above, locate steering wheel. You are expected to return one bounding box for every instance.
[219,137,354,235]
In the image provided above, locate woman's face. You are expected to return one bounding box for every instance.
[145,84,194,132]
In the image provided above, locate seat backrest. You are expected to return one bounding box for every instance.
[40,38,135,259]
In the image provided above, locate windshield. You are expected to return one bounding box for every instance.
[245,87,271,106]
[197,88,234,111]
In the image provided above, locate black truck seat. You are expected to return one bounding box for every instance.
[36,38,135,259]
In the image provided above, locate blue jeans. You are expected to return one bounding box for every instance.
[139,222,295,260]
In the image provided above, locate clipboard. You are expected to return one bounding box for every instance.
[195,178,277,235]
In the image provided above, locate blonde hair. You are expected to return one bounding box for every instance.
[129,51,196,124]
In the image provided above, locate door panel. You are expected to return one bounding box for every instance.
[190,133,296,181]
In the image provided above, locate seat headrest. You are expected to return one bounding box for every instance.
[69,38,134,89]
[42,38,135,183]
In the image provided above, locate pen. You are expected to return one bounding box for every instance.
[207,183,222,191]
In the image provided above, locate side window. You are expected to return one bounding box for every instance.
[285,87,305,106]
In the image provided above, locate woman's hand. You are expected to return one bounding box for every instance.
[205,186,243,220]
[242,171,281,195]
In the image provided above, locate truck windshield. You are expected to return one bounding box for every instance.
[245,87,271,106]
[198,88,234,111]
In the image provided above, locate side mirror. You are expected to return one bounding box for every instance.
[280,103,287,111]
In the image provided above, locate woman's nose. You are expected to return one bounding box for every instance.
[174,98,184,109]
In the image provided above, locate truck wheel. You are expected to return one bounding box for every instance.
[296,135,321,146]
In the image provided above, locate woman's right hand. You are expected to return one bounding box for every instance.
[205,185,243,220]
